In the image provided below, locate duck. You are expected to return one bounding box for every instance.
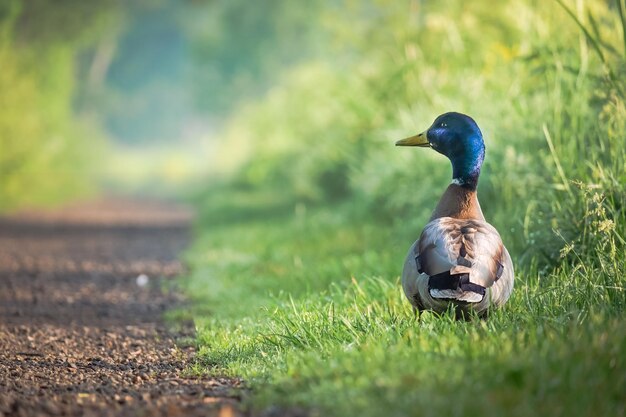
[396,112,514,317]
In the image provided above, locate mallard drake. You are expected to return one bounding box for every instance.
[396,112,514,317]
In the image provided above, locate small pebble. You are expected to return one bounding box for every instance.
[136,274,150,287]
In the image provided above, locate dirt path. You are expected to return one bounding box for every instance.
[0,199,242,417]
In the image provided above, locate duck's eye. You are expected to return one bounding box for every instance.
[439,122,447,128]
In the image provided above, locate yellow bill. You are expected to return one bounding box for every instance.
[395,131,430,147]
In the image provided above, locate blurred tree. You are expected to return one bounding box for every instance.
[77,0,198,144]
[188,0,324,116]
[0,0,119,210]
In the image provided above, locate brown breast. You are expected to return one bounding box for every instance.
[430,184,485,221]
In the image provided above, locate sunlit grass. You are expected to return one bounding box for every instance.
[185,182,625,416]
[183,0,626,415]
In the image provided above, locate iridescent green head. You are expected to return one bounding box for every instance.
[396,112,485,190]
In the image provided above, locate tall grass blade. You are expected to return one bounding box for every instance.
[617,0,626,57]
[554,0,607,64]
[542,124,572,194]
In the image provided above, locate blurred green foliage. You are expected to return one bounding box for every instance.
[189,0,323,115]
[78,0,197,144]
[0,0,117,211]
[207,0,626,264]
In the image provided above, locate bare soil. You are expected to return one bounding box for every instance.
[0,198,242,417]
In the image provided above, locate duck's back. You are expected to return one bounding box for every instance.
[401,217,514,315]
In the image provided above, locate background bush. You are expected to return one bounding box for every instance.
[207,0,626,269]
[0,0,116,211]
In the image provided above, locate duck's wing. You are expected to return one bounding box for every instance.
[489,245,514,307]
[416,217,511,303]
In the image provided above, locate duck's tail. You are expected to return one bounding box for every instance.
[428,271,485,303]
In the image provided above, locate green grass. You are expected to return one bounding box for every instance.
[184,184,625,416]
[183,1,626,415]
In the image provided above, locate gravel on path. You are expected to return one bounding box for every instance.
[0,198,242,417]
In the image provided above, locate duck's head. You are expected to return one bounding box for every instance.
[396,112,485,190]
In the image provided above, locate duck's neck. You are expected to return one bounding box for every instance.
[430,183,484,221]
[450,140,484,190]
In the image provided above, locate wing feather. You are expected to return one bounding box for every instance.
[418,218,505,291]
